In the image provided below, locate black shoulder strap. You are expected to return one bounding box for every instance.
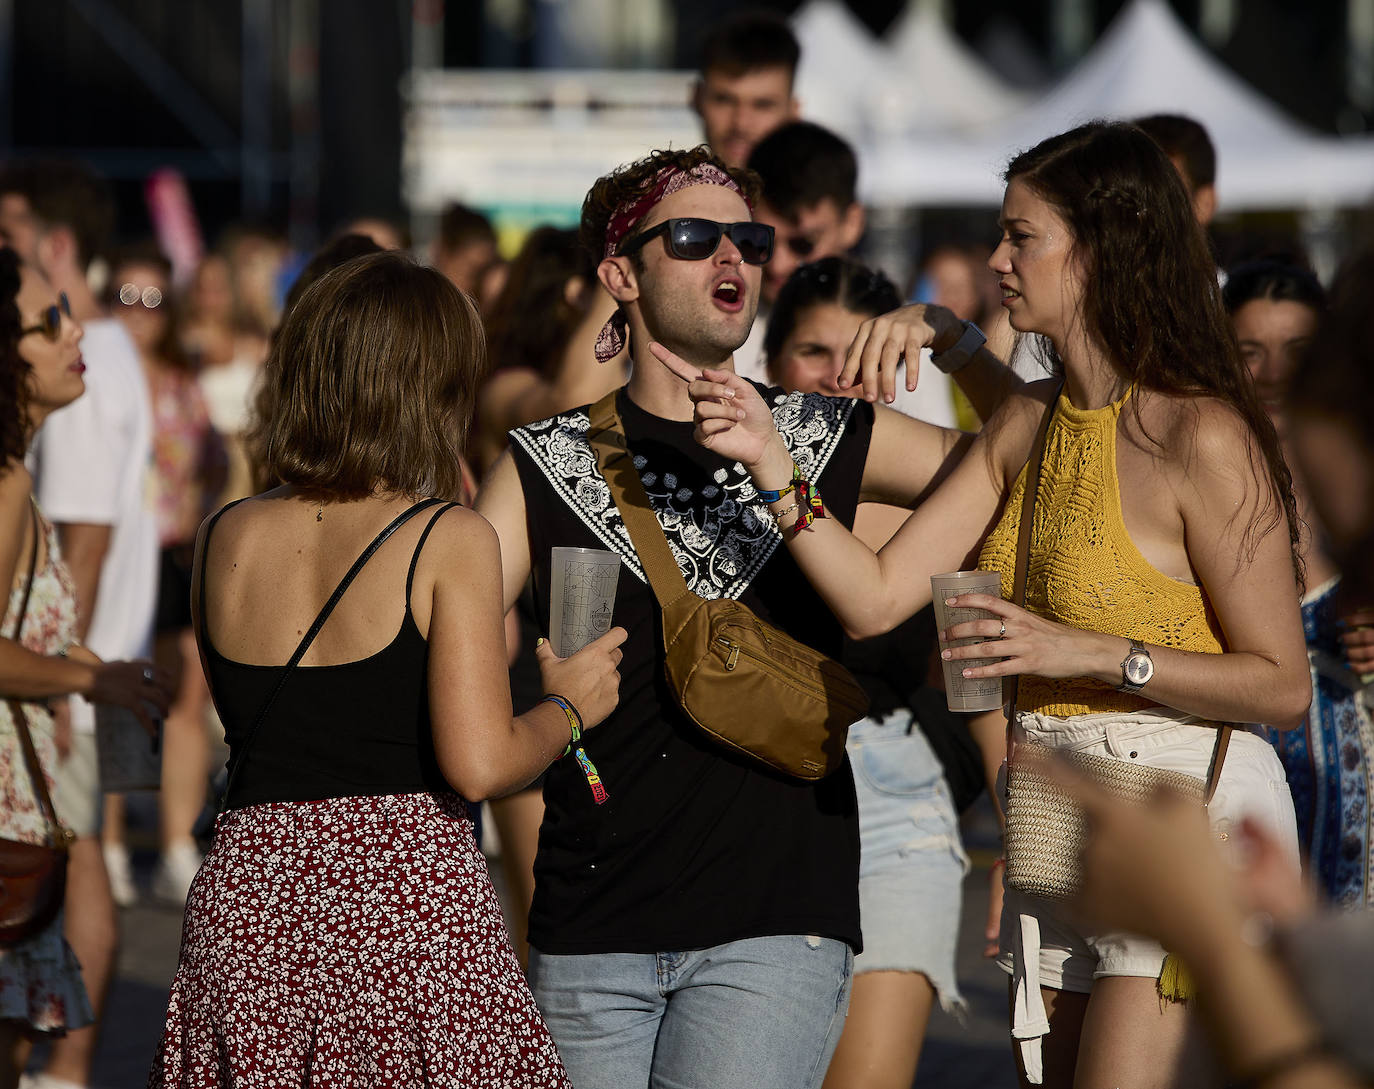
[405,502,459,605]
[219,497,443,809]
[195,498,252,652]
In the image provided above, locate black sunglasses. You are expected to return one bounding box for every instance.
[618,218,774,266]
[19,292,71,342]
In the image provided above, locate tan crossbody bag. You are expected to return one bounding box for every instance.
[585,390,869,781]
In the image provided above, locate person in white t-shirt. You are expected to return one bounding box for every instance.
[0,159,158,1089]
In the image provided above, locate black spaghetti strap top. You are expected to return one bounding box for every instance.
[201,500,458,809]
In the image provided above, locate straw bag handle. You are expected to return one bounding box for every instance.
[585,390,696,611]
[6,500,69,848]
[1001,387,1232,802]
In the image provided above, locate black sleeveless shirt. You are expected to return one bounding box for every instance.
[510,384,872,955]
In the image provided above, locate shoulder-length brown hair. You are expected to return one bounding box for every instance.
[256,251,482,501]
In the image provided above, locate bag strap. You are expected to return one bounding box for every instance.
[585,389,695,610]
[215,497,443,809]
[1004,385,1062,756]
[1203,724,1232,808]
[7,499,68,847]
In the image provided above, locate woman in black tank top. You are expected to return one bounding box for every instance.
[148,252,625,1089]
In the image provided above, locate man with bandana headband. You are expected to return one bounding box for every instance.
[477,146,1016,1088]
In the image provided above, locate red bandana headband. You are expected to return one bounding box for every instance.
[594,163,750,363]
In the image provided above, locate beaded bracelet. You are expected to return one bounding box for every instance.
[773,502,800,525]
[542,694,608,805]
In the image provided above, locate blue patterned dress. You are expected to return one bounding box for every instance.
[1262,577,1374,908]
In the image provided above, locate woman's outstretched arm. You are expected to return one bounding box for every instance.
[654,341,1052,638]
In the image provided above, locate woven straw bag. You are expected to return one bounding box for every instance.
[1003,742,1209,902]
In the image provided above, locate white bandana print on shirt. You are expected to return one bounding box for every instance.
[509,387,856,600]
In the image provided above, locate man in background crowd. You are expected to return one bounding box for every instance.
[431,201,501,309]
[1135,113,1217,228]
[693,11,800,169]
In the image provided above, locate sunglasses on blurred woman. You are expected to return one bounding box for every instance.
[19,292,71,342]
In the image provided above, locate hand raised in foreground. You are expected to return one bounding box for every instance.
[1043,753,1313,954]
[535,626,627,731]
[649,341,790,480]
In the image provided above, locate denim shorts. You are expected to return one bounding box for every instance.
[994,707,1300,1083]
[849,711,968,1011]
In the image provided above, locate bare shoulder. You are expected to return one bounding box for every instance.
[0,461,34,544]
[984,376,1062,463]
[1136,391,1259,472]
[419,504,503,575]
[0,460,33,512]
[427,503,498,547]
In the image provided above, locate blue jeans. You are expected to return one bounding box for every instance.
[528,934,853,1089]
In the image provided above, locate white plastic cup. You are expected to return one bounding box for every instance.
[930,569,1005,713]
[549,547,622,657]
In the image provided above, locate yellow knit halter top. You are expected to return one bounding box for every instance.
[977,387,1226,717]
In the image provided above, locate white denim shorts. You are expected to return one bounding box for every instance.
[994,706,1300,1083]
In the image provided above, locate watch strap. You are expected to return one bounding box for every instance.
[1117,638,1153,693]
[930,320,986,374]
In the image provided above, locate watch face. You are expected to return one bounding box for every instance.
[1124,653,1153,686]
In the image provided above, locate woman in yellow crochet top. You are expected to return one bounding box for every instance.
[661,121,1310,1089]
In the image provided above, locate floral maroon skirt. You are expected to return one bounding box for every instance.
[148,791,571,1088]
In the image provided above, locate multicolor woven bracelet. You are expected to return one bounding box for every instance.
[791,477,827,536]
[754,464,798,504]
[543,694,608,805]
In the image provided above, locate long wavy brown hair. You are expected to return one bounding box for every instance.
[1006,121,1302,583]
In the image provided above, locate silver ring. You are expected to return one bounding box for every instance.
[142,666,155,684]
[998,621,1007,639]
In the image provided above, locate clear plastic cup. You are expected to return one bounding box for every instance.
[549,547,622,657]
[930,569,1005,713]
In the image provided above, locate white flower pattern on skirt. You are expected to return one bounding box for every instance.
[149,790,571,1088]
[0,505,93,1034]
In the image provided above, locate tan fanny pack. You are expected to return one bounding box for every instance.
[586,390,868,781]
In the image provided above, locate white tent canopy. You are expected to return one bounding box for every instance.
[863,0,1374,210]
[792,0,1024,141]
[879,0,1026,135]
[791,0,888,140]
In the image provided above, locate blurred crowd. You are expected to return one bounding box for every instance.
[1,8,1373,1089]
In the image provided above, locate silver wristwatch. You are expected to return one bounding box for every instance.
[1118,638,1155,693]
[930,320,987,374]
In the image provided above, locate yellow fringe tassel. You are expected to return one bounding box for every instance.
[1157,953,1195,1003]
